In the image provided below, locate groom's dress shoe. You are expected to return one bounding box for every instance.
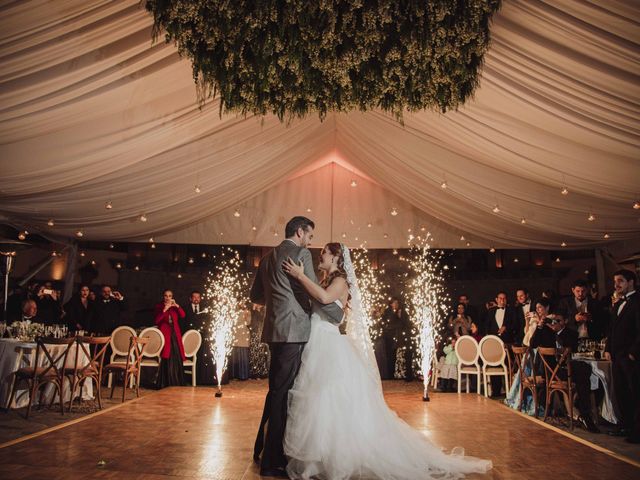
[259,467,288,478]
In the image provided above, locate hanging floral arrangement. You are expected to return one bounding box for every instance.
[146,0,501,121]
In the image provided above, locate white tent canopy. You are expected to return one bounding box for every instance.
[1,0,639,250]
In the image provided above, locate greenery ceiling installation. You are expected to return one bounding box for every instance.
[146,1,502,121]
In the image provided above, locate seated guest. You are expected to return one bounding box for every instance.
[542,289,559,314]
[559,279,606,341]
[63,285,93,333]
[155,289,186,388]
[36,282,62,324]
[485,291,517,397]
[448,303,472,338]
[605,269,640,443]
[92,285,127,334]
[514,288,535,345]
[529,301,600,433]
[12,299,41,323]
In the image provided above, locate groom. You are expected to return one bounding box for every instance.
[250,216,317,477]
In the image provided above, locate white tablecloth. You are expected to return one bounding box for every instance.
[573,355,618,424]
[0,338,94,409]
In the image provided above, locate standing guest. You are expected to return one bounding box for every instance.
[439,337,458,392]
[559,279,605,340]
[448,303,472,337]
[36,282,62,324]
[63,285,93,333]
[514,288,535,345]
[92,285,127,334]
[457,294,479,325]
[605,269,640,443]
[484,291,516,397]
[155,289,186,388]
[529,303,600,433]
[183,290,215,385]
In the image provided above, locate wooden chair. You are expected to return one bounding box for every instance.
[455,335,481,394]
[6,337,75,419]
[103,336,147,402]
[479,335,510,397]
[182,329,202,387]
[539,346,575,430]
[107,326,136,388]
[65,336,110,412]
[139,327,164,386]
[511,346,545,417]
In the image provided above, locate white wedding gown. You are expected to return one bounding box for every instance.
[284,301,492,480]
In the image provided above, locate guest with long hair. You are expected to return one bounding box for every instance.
[154,289,186,388]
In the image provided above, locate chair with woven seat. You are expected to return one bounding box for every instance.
[6,337,75,419]
[455,335,481,394]
[138,327,164,386]
[182,329,202,386]
[479,335,510,398]
[539,346,575,430]
[103,336,147,402]
[65,336,110,412]
[511,345,545,417]
[107,326,136,388]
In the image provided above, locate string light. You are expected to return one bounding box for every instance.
[234,209,241,217]
[520,217,526,224]
[561,242,567,247]
[440,181,447,189]
[205,248,249,395]
[561,187,569,195]
[555,257,561,263]
[51,251,58,257]
[109,243,114,249]
[202,252,207,258]
[17,231,26,241]
[466,242,471,247]
[588,213,596,222]
[134,265,140,271]
[392,249,398,255]
[188,257,194,264]
[177,273,183,279]
[633,201,640,210]
[492,205,500,213]
[341,232,347,239]
[47,219,55,227]
[306,207,312,213]
[390,208,398,216]
[252,226,257,231]
[460,235,465,241]
[90,260,96,266]
[489,247,496,253]
[151,243,156,249]
[367,222,372,228]
[350,179,357,187]
[79,251,86,257]
[75,230,84,238]
[105,201,113,209]
[139,214,148,222]
[149,237,154,243]
[194,185,201,193]
[115,262,122,269]
[603,233,610,239]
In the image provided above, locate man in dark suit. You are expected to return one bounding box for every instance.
[514,288,535,345]
[559,279,606,341]
[183,290,215,385]
[485,291,517,396]
[529,312,600,433]
[92,285,127,334]
[605,269,640,443]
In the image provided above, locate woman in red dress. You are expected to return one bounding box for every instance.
[154,289,186,388]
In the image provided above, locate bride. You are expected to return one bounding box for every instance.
[281,243,492,480]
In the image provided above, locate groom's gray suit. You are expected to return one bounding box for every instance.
[251,239,342,471]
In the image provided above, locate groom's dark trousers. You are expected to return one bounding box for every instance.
[254,342,305,470]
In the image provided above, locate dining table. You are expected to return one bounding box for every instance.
[572,353,618,424]
[0,337,94,409]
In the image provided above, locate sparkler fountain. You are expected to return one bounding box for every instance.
[404,233,449,401]
[204,248,249,397]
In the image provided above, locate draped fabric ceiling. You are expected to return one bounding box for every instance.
[1,0,639,251]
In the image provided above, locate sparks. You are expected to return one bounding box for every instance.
[204,248,249,394]
[351,248,388,343]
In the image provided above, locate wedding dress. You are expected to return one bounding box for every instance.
[284,246,492,480]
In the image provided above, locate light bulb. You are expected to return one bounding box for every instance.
[555,257,561,263]
[489,247,496,253]
[188,257,194,264]
[634,201,640,210]
[604,233,610,239]
[460,235,465,241]
[234,209,240,217]
[440,181,447,189]
[134,265,140,271]
[390,208,398,216]
[194,185,201,193]
[350,179,357,187]
[177,273,183,279]
[18,232,26,241]
[252,226,257,231]
[520,217,526,224]
[149,237,154,243]
[492,205,500,213]
[150,243,156,249]
[561,242,567,247]
[79,251,86,257]
[139,214,147,222]
[561,187,569,195]
[588,213,595,222]
[105,201,113,209]
[109,243,114,249]
[47,219,55,227]
[76,230,84,238]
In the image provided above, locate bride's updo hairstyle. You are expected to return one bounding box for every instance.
[320,243,350,298]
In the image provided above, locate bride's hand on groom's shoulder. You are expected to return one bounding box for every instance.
[282,257,304,279]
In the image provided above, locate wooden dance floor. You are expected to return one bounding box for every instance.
[0,380,637,479]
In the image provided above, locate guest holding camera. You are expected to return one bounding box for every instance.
[92,285,127,334]
[155,289,186,388]
[36,282,62,324]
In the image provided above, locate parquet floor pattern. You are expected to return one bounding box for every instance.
[0,381,637,479]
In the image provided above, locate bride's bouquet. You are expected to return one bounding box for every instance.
[9,320,45,342]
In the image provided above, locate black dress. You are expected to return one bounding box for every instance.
[156,328,185,388]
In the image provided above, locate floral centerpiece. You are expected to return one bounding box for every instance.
[9,321,45,342]
[146,0,502,121]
